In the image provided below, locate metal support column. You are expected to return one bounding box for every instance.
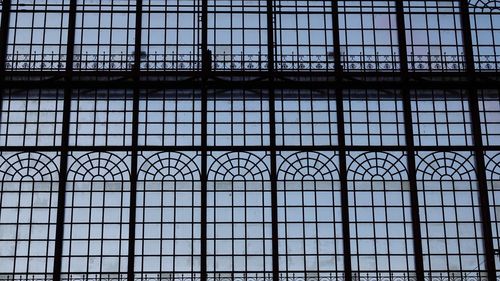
[128,1,143,280]
[394,1,426,279]
[459,0,497,279]
[330,1,352,280]
[201,0,209,279]
[266,0,280,280]
[53,0,77,280]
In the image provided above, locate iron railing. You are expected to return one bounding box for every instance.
[4,53,500,72]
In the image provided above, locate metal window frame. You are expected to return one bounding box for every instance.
[0,1,498,280]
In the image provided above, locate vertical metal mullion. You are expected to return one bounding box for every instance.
[330,1,351,280]
[266,0,279,280]
[458,0,496,279]
[128,1,143,280]
[53,0,77,280]
[394,1,425,280]
[201,0,208,279]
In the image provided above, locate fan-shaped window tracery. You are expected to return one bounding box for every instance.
[277,151,339,181]
[347,152,408,181]
[138,152,200,181]
[208,152,270,181]
[416,152,476,180]
[486,152,500,180]
[0,152,59,182]
[469,0,500,11]
[67,152,130,181]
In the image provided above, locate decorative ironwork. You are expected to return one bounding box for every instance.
[4,53,500,72]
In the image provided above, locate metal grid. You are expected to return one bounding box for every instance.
[0,0,499,281]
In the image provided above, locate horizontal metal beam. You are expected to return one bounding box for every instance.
[2,79,500,90]
[0,145,498,152]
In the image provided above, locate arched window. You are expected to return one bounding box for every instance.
[135,152,201,273]
[62,152,130,275]
[207,152,272,276]
[347,152,412,273]
[416,152,482,274]
[0,152,59,274]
